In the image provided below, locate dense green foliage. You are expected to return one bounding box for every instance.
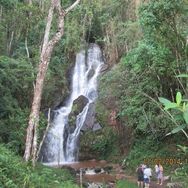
[0,1,70,155]
[96,0,188,185]
[98,0,188,147]
[80,127,120,161]
[116,180,137,188]
[1,0,188,186]
[0,1,82,186]
[0,56,32,153]
[0,144,78,188]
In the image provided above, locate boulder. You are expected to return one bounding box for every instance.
[94,168,102,173]
[73,95,89,112]
[100,63,109,73]
[81,102,95,131]
[68,95,89,132]
[92,123,102,131]
[87,68,95,80]
[87,183,103,188]
[103,166,113,174]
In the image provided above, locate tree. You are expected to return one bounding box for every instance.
[25,0,32,5]
[23,0,80,164]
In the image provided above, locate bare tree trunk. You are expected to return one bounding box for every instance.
[25,37,35,89]
[24,0,80,164]
[39,0,45,12]
[135,0,141,18]
[7,31,14,56]
[0,6,2,23]
[26,0,32,5]
[36,108,51,161]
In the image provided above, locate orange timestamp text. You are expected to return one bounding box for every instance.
[143,157,188,165]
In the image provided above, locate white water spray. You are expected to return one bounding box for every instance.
[40,44,103,164]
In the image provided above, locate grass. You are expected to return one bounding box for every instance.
[116,180,137,188]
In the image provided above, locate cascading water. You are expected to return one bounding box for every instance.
[39,44,103,164]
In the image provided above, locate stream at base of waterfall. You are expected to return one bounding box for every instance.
[39,44,104,165]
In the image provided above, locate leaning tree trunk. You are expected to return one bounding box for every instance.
[24,0,80,164]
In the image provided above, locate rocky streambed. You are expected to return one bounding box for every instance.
[58,160,128,188]
[45,160,176,188]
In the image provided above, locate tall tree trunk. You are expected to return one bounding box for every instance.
[39,0,45,12]
[0,6,2,23]
[26,0,32,5]
[135,0,140,15]
[24,0,80,164]
[7,31,14,56]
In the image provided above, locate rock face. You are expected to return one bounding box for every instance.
[92,123,102,131]
[68,95,102,133]
[87,68,95,80]
[68,95,89,133]
[81,102,95,131]
[100,63,109,73]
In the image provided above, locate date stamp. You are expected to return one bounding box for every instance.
[143,157,188,165]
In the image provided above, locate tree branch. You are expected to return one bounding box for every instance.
[41,0,55,55]
[25,37,35,90]
[36,108,51,161]
[65,0,80,14]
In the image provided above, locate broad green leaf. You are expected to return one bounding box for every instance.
[164,102,178,110]
[166,125,187,136]
[176,74,188,78]
[176,92,182,106]
[183,102,186,111]
[183,110,188,124]
[158,97,171,105]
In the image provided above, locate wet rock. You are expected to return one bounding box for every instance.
[81,102,95,131]
[68,95,89,132]
[54,94,70,110]
[166,182,184,188]
[87,68,95,80]
[100,63,109,73]
[73,95,89,112]
[75,169,80,175]
[87,183,103,188]
[103,166,113,174]
[92,123,102,131]
[85,168,96,175]
[94,168,101,173]
[107,181,116,188]
[82,182,88,188]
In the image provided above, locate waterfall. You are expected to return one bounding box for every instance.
[39,44,103,164]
